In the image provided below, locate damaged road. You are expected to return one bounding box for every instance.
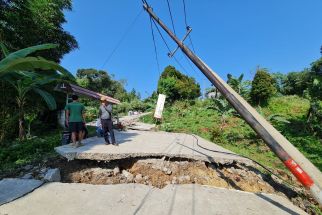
[55,130,251,165]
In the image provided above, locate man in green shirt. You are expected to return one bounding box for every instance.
[65,95,86,148]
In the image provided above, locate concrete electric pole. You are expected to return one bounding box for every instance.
[143,1,322,206]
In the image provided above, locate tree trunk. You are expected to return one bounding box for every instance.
[17,97,25,140]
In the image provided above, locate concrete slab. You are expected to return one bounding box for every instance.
[0,183,306,215]
[55,130,251,165]
[0,178,43,206]
[127,122,156,131]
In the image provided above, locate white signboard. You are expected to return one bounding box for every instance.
[154,94,166,119]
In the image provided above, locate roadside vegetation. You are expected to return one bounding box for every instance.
[0,2,321,213]
[0,1,150,175]
[140,59,322,173]
[141,96,321,172]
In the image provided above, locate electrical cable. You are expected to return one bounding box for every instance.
[101,9,144,69]
[166,0,177,36]
[150,17,189,74]
[190,134,299,190]
[149,16,161,76]
[150,18,172,52]
[182,0,196,53]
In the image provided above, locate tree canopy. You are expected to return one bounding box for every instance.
[157,65,201,103]
[0,0,78,62]
[250,68,277,105]
[76,68,137,102]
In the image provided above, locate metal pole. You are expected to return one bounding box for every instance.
[143,3,322,205]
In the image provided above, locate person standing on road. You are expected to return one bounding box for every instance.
[65,94,86,148]
[99,98,117,146]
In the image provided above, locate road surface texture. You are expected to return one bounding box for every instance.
[0,178,43,206]
[0,183,306,215]
[55,130,251,165]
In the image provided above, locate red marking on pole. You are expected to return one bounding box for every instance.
[284,159,314,188]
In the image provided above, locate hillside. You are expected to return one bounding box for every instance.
[140,95,322,172]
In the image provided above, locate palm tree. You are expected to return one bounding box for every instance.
[227,73,251,99]
[0,43,74,139]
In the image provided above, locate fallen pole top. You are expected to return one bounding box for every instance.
[54,83,121,105]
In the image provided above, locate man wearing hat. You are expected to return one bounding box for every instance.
[99,97,117,146]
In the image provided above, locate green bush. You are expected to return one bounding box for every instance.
[250,68,277,105]
[0,132,61,174]
[157,65,200,103]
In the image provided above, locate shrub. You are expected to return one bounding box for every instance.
[250,68,277,105]
[157,65,201,103]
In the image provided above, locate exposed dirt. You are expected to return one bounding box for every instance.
[6,156,318,214]
[46,157,320,212]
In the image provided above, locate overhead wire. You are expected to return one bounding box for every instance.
[182,0,196,53]
[143,1,297,190]
[101,9,144,69]
[166,0,177,36]
[181,0,211,95]
[150,17,189,75]
[149,16,161,76]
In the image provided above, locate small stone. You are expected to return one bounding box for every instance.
[163,167,172,175]
[38,173,45,179]
[113,167,120,175]
[122,170,134,182]
[21,173,33,179]
[178,176,184,183]
[44,168,61,182]
[40,167,48,173]
[135,174,143,183]
[172,176,177,184]
[144,176,150,181]
[23,165,33,171]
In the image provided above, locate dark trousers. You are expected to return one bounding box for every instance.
[101,119,115,144]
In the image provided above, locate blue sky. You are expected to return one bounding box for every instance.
[61,0,322,98]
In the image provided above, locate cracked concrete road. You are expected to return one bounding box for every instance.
[0,183,306,215]
[55,130,251,165]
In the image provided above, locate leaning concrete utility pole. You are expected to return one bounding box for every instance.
[143,2,322,206]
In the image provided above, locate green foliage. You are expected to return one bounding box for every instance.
[0,43,73,79]
[307,101,322,138]
[0,0,78,62]
[0,43,73,140]
[271,72,287,94]
[76,68,132,102]
[114,100,150,116]
[140,96,322,172]
[157,65,201,103]
[250,68,277,105]
[227,73,251,99]
[309,58,322,100]
[0,131,61,174]
[283,70,311,96]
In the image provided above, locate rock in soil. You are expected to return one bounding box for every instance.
[21,173,33,179]
[44,168,61,182]
[113,167,120,176]
[122,170,134,182]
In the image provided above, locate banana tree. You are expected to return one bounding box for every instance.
[0,43,74,140]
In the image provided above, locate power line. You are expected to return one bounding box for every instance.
[150,18,172,52]
[101,9,143,69]
[149,17,161,76]
[150,17,189,75]
[166,0,177,36]
[182,0,196,53]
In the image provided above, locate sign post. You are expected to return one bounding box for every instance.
[154,94,166,120]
